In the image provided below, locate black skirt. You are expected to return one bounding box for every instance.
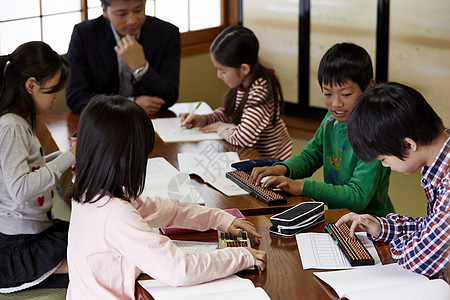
[0,219,69,292]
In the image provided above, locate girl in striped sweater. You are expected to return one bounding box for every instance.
[181,25,292,160]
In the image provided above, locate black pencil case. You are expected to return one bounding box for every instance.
[270,202,325,227]
[231,158,283,172]
[269,213,325,236]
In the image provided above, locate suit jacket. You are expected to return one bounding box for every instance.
[65,16,180,113]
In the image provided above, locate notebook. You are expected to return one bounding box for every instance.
[313,263,450,300]
[138,275,270,300]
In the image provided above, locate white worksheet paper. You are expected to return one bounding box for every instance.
[152,117,223,143]
[146,157,179,175]
[296,232,381,269]
[168,101,214,116]
[177,152,249,196]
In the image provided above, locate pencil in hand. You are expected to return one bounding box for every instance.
[180,101,202,127]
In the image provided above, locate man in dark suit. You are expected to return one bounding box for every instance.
[65,0,180,115]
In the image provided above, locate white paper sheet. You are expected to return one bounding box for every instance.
[152,117,222,143]
[296,232,381,269]
[178,152,249,196]
[313,263,450,300]
[146,157,179,175]
[138,275,270,300]
[169,101,214,116]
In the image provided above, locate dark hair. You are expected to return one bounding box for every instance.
[72,95,155,204]
[101,0,145,9]
[347,82,445,162]
[0,42,70,130]
[210,25,284,125]
[318,43,373,91]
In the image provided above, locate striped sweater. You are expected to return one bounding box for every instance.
[206,78,292,160]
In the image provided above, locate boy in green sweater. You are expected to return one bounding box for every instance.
[251,43,394,216]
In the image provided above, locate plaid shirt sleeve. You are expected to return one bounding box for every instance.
[372,187,449,277]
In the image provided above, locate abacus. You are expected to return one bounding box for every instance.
[218,230,255,271]
[324,223,375,266]
[218,230,251,249]
[226,170,287,206]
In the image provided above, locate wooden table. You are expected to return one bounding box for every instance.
[135,208,394,300]
[38,110,312,215]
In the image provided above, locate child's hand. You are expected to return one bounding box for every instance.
[335,212,382,238]
[261,176,303,195]
[251,165,287,185]
[180,114,207,128]
[228,219,262,244]
[199,122,225,133]
[246,247,267,271]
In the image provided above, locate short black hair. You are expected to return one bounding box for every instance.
[101,0,146,9]
[318,42,373,91]
[347,82,445,162]
[72,95,154,203]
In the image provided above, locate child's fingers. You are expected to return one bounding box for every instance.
[234,220,261,238]
[348,220,361,237]
[335,212,358,227]
[252,249,267,271]
[261,176,279,188]
[180,113,189,122]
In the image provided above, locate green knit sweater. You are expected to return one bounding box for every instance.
[278,112,394,216]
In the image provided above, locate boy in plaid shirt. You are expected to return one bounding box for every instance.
[336,82,449,280]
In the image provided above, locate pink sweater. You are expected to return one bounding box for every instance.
[67,195,254,299]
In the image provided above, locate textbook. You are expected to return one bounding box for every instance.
[313,263,450,300]
[138,275,270,300]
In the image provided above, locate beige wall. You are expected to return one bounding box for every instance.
[389,0,450,126]
[243,0,450,127]
[178,52,228,109]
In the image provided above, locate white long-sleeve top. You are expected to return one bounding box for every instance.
[67,194,254,300]
[0,113,75,234]
[206,78,292,160]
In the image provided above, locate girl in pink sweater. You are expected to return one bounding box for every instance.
[67,95,266,299]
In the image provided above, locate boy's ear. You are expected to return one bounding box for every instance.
[25,77,38,95]
[368,78,375,88]
[404,137,418,151]
[240,63,251,76]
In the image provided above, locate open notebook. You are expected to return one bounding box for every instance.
[138,275,270,300]
[142,157,206,204]
[314,263,450,300]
